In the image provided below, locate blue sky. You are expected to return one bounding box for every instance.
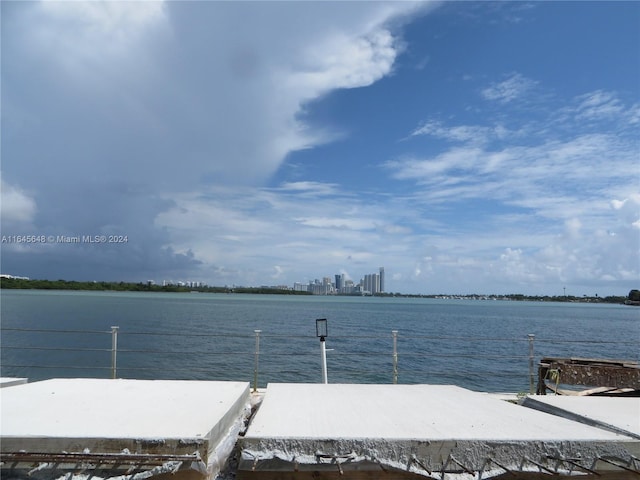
[2,1,639,295]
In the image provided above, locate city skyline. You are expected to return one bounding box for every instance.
[293,266,385,295]
[2,2,638,296]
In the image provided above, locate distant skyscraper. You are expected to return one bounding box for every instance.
[363,273,380,295]
[335,274,344,292]
[379,267,385,293]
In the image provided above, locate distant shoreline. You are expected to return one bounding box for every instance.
[0,277,632,304]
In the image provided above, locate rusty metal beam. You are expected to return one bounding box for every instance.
[537,357,640,395]
[0,451,200,465]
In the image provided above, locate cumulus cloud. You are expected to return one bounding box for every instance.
[611,194,640,224]
[4,1,426,190]
[2,1,429,282]
[286,29,399,94]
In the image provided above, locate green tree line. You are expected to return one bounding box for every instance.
[0,277,310,295]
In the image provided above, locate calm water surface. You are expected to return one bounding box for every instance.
[1,290,638,392]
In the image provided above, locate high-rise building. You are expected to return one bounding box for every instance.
[309,281,334,295]
[363,273,380,295]
[343,279,355,294]
[335,274,344,292]
[379,267,385,293]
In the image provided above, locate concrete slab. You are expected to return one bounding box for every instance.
[1,378,250,478]
[521,395,640,439]
[239,383,640,478]
[0,377,28,388]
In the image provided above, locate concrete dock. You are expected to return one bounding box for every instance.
[2,379,640,480]
[1,378,250,479]
[239,383,640,479]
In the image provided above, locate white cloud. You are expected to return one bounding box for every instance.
[481,72,537,103]
[575,90,624,120]
[0,177,37,225]
[611,194,640,221]
[5,1,427,191]
[286,29,399,95]
[31,1,169,79]
[294,217,378,230]
[271,265,284,280]
[277,182,342,197]
[394,94,638,219]
[386,146,484,179]
[3,2,636,295]
[152,183,427,287]
[410,120,493,144]
[564,218,582,239]
[2,1,435,286]
[384,86,640,292]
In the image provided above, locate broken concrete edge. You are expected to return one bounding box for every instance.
[207,392,253,478]
[238,437,640,477]
[0,409,252,480]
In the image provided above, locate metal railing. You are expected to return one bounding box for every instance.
[2,326,638,393]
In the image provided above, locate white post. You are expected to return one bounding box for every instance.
[528,334,535,394]
[110,326,119,379]
[253,330,261,392]
[320,337,328,384]
[392,330,398,384]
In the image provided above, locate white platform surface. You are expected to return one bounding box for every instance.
[244,383,634,441]
[1,378,249,440]
[523,395,640,436]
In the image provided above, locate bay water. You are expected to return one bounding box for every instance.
[1,290,638,392]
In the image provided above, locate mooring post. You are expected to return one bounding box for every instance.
[253,330,261,392]
[110,326,119,379]
[528,334,535,394]
[392,330,398,384]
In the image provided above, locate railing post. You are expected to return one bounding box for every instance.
[253,330,261,392]
[111,326,119,379]
[528,334,535,394]
[320,337,328,384]
[392,330,398,384]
